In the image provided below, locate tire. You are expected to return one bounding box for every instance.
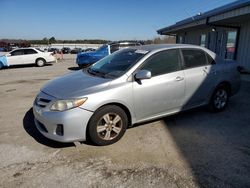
[88,105,128,146]
[36,58,46,67]
[209,85,229,112]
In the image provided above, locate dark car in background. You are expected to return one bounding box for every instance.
[48,48,60,54]
[76,41,143,68]
[61,47,71,54]
[82,48,95,52]
[71,48,82,54]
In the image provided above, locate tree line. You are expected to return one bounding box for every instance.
[0,36,175,46]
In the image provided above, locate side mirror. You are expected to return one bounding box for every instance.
[135,70,152,80]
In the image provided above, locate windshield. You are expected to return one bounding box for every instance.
[87,48,148,79]
[95,45,108,52]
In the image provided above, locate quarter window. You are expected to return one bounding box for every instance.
[140,49,181,77]
[182,49,207,68]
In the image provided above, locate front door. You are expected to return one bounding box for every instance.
[7,49,24,65]
[132,49,185,121]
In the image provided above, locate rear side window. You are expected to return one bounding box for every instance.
[140,49,181,77]
[110,45,119,53]
[24,49,37,55]
[182,49,207,68]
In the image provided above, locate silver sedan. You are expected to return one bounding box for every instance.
[33,44,241,145]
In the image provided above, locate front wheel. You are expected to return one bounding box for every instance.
[88,105,128,146]
[209,86,229,112]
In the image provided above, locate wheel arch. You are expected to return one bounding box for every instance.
[36,57,46,63]
[94,102,132,127]
[85,102,133,144]
[216,81,232,96]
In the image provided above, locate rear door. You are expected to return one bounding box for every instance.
[23,49,39,64]
[132,49,185,121]
[181,48,217,109]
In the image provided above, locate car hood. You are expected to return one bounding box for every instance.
[41,70,112,99]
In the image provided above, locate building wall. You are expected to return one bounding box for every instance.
[237,20,250,70]
[176,24,250,70]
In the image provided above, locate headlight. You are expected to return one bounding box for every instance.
[50,98,87,111]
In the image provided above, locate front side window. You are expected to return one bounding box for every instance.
[200,34,206,47]
[182,49,207,69]
[140,49,181,77]
[225,30,237,60]
[88,48,148,78]
[10,50,24,56]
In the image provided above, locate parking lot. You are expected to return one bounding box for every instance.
[0,55,250,188]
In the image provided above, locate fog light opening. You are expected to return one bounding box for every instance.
[56,124,64,136]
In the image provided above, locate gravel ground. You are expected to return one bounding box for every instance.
[0,55,250,188]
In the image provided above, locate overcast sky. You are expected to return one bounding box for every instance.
[0,0,235,40]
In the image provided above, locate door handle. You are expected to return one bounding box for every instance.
[175,76,184,81]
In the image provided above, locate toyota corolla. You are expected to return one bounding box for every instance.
[33,44,240,145]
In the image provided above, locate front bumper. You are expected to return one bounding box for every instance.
[33,93,93,142]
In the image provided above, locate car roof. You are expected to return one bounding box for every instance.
[132,44,206,52]
[11,47,36,50]
[108,40,143,45]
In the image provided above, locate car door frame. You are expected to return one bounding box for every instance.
[23,49,39,64]
[131,48,186,122]
[7,49,25,66]
[179,47,218,110]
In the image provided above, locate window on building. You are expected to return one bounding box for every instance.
[225,30,237,60]
[140,49,181,77]
[182,49,207,69]
[200,34,206,47]
[178,36,183,44]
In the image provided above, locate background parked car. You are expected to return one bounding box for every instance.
[71,48,82,54]
[76,41,143,68]
[48,48,60,54]
[82,48,95,52]
[0,48,56,69]
[61,47,71,54]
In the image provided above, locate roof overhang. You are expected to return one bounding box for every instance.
[158,0,250,35]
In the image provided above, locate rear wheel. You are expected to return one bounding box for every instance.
[36,58,46,67]
[209,85,229,112]
[88,105,128,146]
